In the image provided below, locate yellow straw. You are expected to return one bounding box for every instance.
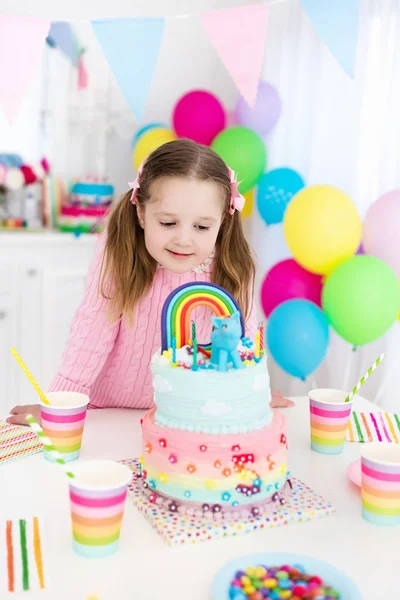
[10,348,50,405]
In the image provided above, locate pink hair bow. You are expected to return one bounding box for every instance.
[128,160,145,205]
[228,167,245,215]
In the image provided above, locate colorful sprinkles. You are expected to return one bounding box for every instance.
[228,563,341,599]
[120,459,335,547]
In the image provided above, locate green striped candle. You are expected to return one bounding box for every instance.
[345,353,385,402]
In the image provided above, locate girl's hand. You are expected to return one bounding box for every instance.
[270,391,294,408]
[6,404,41,426]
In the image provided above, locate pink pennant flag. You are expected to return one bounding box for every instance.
[0,15,50,124]
[201,3,268,108]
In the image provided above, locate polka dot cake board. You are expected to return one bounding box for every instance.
[120,459,336,547]
[211,552,361,599]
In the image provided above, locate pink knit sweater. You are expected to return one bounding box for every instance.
[49,236,258,409]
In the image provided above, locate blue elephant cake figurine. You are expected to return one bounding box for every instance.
[210,311,245,372]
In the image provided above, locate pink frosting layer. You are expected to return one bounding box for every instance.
[141,407,287,485]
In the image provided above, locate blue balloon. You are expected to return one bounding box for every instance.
[267,299,329,380]
[257,167,305,225]
[132,122,167,148]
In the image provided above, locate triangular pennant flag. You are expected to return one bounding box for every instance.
[301,0,360,77]
[201,4,268,107]
[92,18,165,122]
[46,22,79,65]
[0,16,50,125]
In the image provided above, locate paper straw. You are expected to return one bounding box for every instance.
[10,348,50,406]
[345,353,385,402]
[25,414,75,478]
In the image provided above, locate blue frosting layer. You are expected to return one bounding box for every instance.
[151,354,272,434]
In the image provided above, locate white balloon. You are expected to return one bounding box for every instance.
[252,222,292,310]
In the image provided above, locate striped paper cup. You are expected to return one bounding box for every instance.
[309,389,353,455]
[361,444,400,527]
[40,392,90,463]
[69,460,132,557]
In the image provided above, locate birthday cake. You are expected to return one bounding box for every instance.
[140,282,290,519]
[58,179,114,233]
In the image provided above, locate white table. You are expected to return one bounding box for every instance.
[1,397,397,599]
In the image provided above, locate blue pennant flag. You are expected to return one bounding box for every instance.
[301,0,360,77]
[47,22,79,65]
[92,18,165,122]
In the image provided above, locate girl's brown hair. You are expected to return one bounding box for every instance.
[101,138,256,322]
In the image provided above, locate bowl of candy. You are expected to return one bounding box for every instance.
[211,552,361,599]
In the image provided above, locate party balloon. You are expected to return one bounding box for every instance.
[267,300,330,380]
[322,256,400,346]
[173,90,226,145]
[133,127,176,170]
[241,188,254,219]
[211,126,266,194]
[283,185,362,275]
[132,122,166,148]
[261,259,322,317]
[257,168,305,225]
[362,190,400,277]
[235,81,282,137]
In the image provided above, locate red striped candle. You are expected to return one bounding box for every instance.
[69,460,132,557]
[361,444,400,527]
[40,392,89,463]
[309,389,353,455]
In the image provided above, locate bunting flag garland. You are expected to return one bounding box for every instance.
[301,0,360,77]
[201,3,269,108]
[0,15,50,124]
[92,18,166,122]
[0,3,361,125]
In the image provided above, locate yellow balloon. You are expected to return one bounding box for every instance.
[241,188,254,219]
[133,127,176,170]
[283,185,362,275]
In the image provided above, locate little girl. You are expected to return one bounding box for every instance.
[7,139,293,425]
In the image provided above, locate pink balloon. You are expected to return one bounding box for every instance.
[173,90,226,146]
[260,259,323,318]
[363,190,400,277]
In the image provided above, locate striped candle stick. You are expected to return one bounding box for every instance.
[191,321,198,371]
[345,353,385,402]
[69,460,132,558]
[309,389,353,455]
[259,323,264,355]
[5,517,46,592]
[171,337,177,365]
[40,391,89,463]
[255,331,260,359]
[361,444,400,527]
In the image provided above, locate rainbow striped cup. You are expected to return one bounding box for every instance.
[40,392,90,463]
[309,389,353,455]
[361,444,400,527]
[69,460,132,558]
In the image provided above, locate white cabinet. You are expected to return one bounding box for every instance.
[0,232,96,416]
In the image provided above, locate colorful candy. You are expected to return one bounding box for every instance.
[228,563,341,599]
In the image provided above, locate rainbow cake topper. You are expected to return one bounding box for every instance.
[161,282,245,352]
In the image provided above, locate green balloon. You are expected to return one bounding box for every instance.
[211,126,267,194]
[322,255,400,346]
